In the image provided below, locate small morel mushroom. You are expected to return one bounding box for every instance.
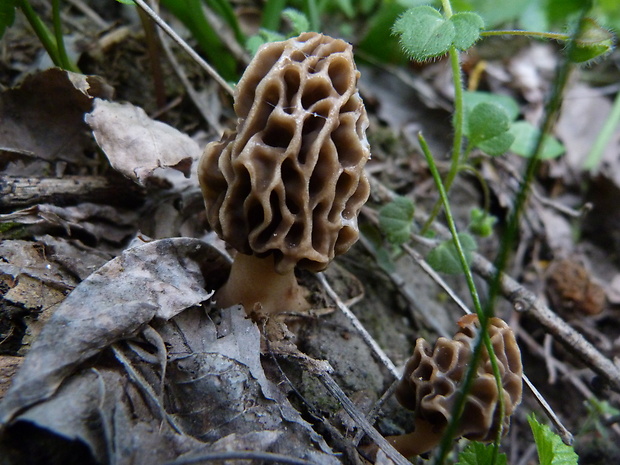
[199,32,370,314]
[389,314,523,458]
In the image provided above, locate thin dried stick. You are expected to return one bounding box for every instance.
[317,272,400,379]
[133,0,234,97]
[150,1,224,132]
[472,253,620,392]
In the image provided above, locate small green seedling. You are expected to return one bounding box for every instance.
[528,414,579,465]
[378,195,415,246]
[456,442,507,465]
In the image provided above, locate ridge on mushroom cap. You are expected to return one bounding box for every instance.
[199,32,371,274]
[395,314,523,442]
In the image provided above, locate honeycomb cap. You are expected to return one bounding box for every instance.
[199,32,370,273]
[395,314,523,442]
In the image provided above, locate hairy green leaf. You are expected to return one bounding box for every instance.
[378,196,415,245]
[528,414,579,465]
[570,18,615,63]
[426,233,477,274]
[463,91,520,122]
[246,29,285,55]
[467,102,514,156]
[393,6,455,60]
[450,12,484,50]
[0,0,18,40]
[457,442,507,465]
[283,8,310,35]
[509,121,565,159]
[469,208,497,237]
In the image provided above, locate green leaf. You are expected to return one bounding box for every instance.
[282,8,310,35]
[509,121,565,159]
[246,29,286,55]
[0,0,17,39]
[528,414,579,465]
[469,207,497,237]
[426,233,477,274]
[463,91,520,122]
[467,102,514,156]
[114,0,136,4]
[450,12,484,50]
[378,196,415,246]
[457,442,507,465]
[570,17,615,63]
[393,6,455,61]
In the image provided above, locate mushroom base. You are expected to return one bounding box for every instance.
[386,417,445,458]
[214,253,311,315]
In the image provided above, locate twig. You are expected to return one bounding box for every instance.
[133,0,234,97]
[313,367,412,465]
[472,253,620,392]
[317,272,400,379]
[149,0,224,132]
[164,451,319,465]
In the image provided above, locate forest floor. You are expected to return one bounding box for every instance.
[1,2,620,465]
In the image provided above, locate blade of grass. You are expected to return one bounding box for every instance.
[134,0,234,96]
[262,0,286,30]
[583,88,620,170]
[18,0,61,66]
[51,0,79,71]
[419,133,505,465]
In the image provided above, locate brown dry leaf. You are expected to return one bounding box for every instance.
[86,99,200,186]
[0,238,338,464]
[0,203,139,247]
[555,84,620,186]
[0,68,113,172]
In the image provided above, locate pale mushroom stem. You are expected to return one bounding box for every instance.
[214,253,310,314]
[386,417,445,458]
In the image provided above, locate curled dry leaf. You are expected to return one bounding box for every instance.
[0,68,113,171]
[0,238,338,464]
[86,99,201,186]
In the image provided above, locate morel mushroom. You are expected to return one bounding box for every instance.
[389,314,523,458]
[199,32,370,314]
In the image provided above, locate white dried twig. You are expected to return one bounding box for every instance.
[133,0,234,97]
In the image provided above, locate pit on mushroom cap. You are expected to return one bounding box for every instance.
[198,32,370,314]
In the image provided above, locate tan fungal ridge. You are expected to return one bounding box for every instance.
[199,32,370,274]
[395,314,523,442]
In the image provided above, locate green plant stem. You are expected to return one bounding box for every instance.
[51,0,78,72]
[421,45,465,234]
[440,0,453,17]
[305,0,320,31]
[261,0,286,30]
[482,30,569,41]
[459,164,491,213]
[18,0,61,66]
[584,88,620,170]
[419,133,504,465]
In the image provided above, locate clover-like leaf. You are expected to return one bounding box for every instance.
[467,102,514,156]
[463,91,520,124]
[426,233,477,275]
[509,121,565,159]
[393,6,455,61]
[457,442,507,465]
[570,17,615,64]
[378,196,415,246]
[282,8,310,35]
[469,207,497,238]
[528,414,579,465]
[450,12,484,50]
